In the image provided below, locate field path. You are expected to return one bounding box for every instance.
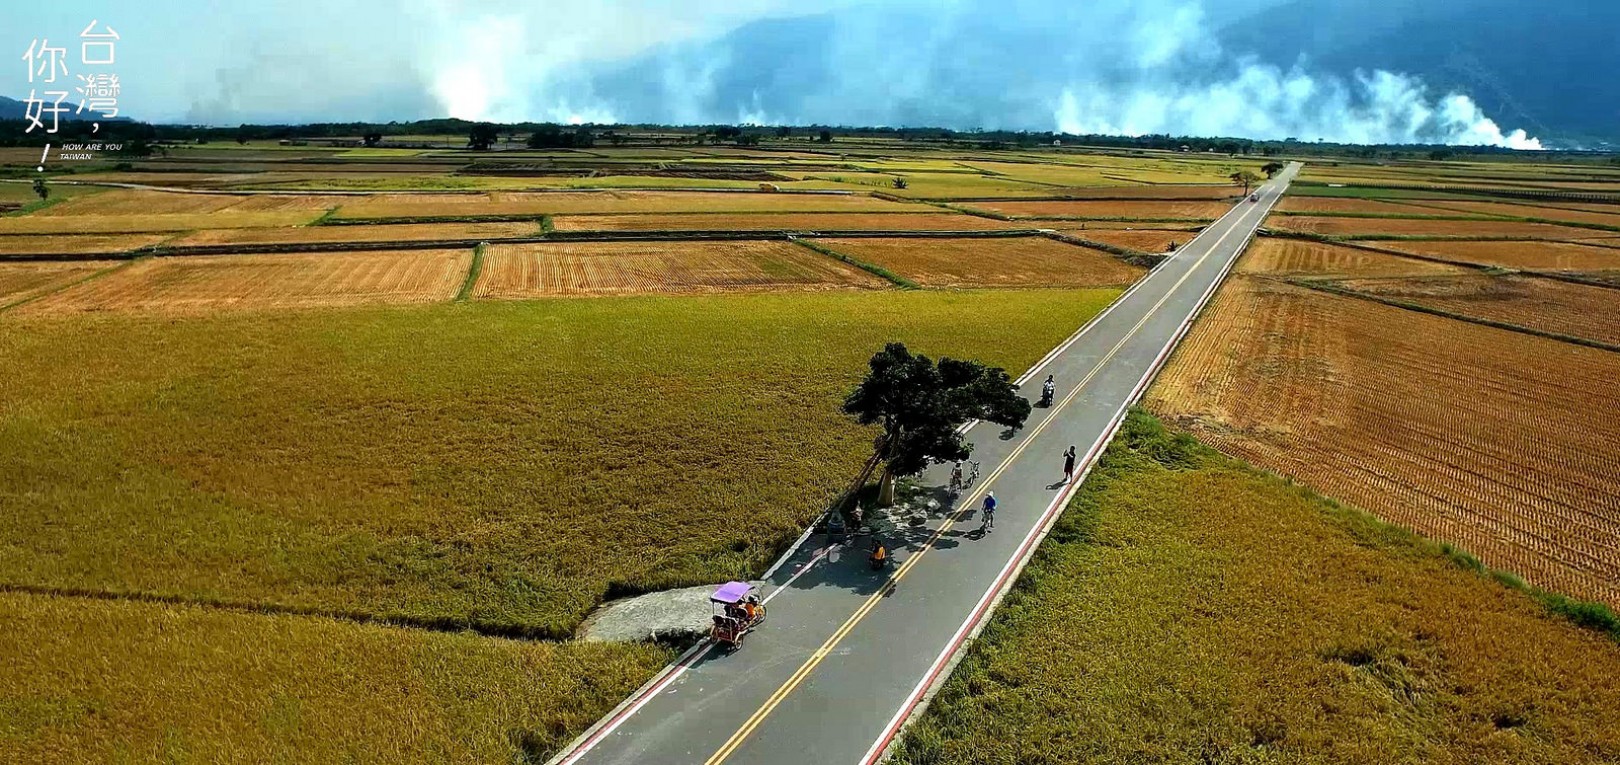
[551,165,1301,765]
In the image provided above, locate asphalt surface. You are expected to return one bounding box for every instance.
[552,164,1301,765]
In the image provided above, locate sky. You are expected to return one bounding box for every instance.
[0,0,1544,148]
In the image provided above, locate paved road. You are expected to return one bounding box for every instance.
[552,164,1301,765]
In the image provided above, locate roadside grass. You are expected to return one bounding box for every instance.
[0,288,1120,639]
[0,592,670,764]
[894,410,1620,765]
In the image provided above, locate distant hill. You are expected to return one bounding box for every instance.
[0,96,28,121]
[0,95,124,125]
[1220,0,1620,145]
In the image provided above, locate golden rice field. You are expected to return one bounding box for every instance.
[896,412,1620,765]
[0,212,327,234]
[1400,200,1620,229]
[1273,196,1438,215]
[30,189,247,217]
[1148,276,1620,606]
[16,249,470,315]
[966,199,1234,219]
[1267,215,1593,239]
[0,233,172,255]
[810,236,1144,287]
[0,261,116,308]
[331,190,922,218]
[0,592,670,764]
[1056,185,1240,199]
[1373,240,1620,272]
[1061,228,1200,253]
[1237,238,1469,278]
[549,212,1012,232]
[1329,273,1620,347]
[0,290,1120,638]
[169,221,543,247]
[474,240,887,297]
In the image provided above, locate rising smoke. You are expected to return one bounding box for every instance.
[188,0,1541,148]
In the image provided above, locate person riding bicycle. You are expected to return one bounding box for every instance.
[869,537,889,570]
[949,462,964,493]
[982,492,997,530]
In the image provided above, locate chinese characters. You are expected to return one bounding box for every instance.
[20,20,120,134]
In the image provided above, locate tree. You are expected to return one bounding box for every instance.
[32,177,48,201]
[1230,170,1260,196]
[843,343,1031,505]
[1260,161,1285,178]
[362,132,383,147]
[892,176,909,190]
[467,122,499,150]
[817,129,833,143]
[775,126,792,138]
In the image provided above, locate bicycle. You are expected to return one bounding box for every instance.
[948,463,964,496]
[965,461,981,488]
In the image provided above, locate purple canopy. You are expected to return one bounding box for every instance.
[711,581,754,604]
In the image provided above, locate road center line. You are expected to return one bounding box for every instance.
[700,189,1276,765]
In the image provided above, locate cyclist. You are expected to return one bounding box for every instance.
[949,462,964,494]
[981,492,997,531]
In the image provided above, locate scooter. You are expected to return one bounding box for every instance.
[1039,383,1055,408]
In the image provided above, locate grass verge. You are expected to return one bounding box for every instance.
[893,410,1620,764]
[456,242,486,301]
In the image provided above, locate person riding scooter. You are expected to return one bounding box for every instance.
[869,537,889,570]
[1040,375,1056,407]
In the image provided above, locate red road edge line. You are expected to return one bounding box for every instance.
[860,176,1286,764]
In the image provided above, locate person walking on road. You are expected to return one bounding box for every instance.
[981,492,997,532]
[1063,446,1077,483]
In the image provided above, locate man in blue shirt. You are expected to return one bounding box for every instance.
[981,492,997,532]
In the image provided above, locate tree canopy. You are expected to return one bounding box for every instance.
[467,122,499,150]
[843,343,1030,501]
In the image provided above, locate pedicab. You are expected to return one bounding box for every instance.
[709,581,766,650]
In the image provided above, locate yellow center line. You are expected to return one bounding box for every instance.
[701,191,1276,765]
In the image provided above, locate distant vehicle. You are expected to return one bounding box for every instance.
[1249,193,1260,202]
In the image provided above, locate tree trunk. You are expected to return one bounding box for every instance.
[877,469,896,507]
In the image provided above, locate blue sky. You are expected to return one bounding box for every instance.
[0,1,1544,148]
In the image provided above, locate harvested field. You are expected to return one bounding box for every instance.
[1402,200,1620,229]
[1148,276,1620,606]
[0,233,172,255]
[1060,229,1199,254]
[549,212,1012,232]
[0,290,1119,636]
[1274,196,1437,215]
[1267,216,1591,239]
[895,412,1620,765]
[475,240,887,297]
[965,200,1233,220]
[1327,273,1620,347]
[0,592,669,763]
[1055,185,1239,200]
[170,221,543,247]
[1375,240,1620,272]
[0,261,115,307]
[811,236,1143,288]
[218,194,353,213]
[1238,238,1469,278]
[332,190,921,219]
[20,249,470,315]
[29,189,245,217]
[0,212,325,234]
